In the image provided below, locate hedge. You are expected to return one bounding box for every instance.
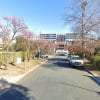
[92,55,100,69]
[0,51,26,64]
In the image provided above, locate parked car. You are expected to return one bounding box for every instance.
[66,54,72,61]
[40,53,48,58]
[69,55,84,67]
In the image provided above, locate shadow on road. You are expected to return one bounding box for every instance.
[44,57,100,85]
[59,82,100,95]
[83,75,100,86]
[45,57,85,71]
[0,78,36,100]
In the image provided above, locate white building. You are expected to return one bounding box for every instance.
[39,33,81,45]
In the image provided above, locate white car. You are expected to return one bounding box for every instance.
[40,53,48,58]
[66,54,72,61]
[69,55,84,67]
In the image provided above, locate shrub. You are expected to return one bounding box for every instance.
[96,61,100,68]
[95,47,100,55]
[21,51,26,61]
[0,52,26,65]
[92,55,100,69]
[0,53,6,63]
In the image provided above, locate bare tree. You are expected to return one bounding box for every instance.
[64,0,100,57]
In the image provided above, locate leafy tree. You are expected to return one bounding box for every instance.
[15,36,27,51]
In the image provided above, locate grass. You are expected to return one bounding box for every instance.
[84,59,100,75]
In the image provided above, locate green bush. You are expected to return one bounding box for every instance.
[0,53,6,63]
[96,61,100,68]
[92,55,100,69]
[13,51,26,63]
[95,47,100,55]
[0,51,33,64]
[0,52,25,64]
[21,51,26,61]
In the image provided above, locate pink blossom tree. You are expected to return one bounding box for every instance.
[22,29,34,61]
[0,16,27,67]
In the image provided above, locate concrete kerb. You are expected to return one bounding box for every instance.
[7,61,47,83]
[16,62,46,83]
[84,67,100,85]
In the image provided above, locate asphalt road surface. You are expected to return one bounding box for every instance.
[0,56,100,100]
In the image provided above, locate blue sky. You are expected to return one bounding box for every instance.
[0,0,71,34]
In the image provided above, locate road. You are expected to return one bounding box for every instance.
[0,56,100,100]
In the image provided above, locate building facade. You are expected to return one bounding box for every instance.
[39,33,81,44]
[39,33,81,54]
[65,33,81,45]
[39,33,57,42]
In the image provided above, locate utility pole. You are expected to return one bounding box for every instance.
[81,0,87,58]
